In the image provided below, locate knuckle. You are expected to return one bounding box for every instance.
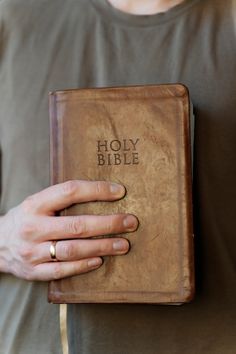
[67,217,84,236]
[99,240,111,254]
[74,260,88,274]
[52,263,64,280]
[19,221,37,239]
[104,217,114,234]
[18,244,34,262]
[94,181,104,197]
[61,180,78,199]
[23,271,34,282]
[61,242,75,260]
[21,196,36,214]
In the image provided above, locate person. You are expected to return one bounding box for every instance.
[0,0,235,353]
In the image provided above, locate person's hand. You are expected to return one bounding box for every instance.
[0,180,138,281]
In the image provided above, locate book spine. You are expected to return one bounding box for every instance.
[49,92,64,186]
[182,93,195,301]
[49,92,58,186]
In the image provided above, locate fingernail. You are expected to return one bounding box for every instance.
[123,215,138,231]
[88,258,102,268]
[113,240,129,252]
[110,183,125,196]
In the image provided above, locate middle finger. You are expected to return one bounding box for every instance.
[39,214,138,241]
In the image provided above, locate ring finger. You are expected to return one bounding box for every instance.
[35,237,130,263]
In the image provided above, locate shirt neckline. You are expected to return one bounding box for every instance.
[91,0,201,27]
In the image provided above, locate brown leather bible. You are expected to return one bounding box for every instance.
[48,84,195,304]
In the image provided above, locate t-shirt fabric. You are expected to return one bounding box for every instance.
[0,0,236,353]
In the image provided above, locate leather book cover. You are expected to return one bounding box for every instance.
[48,84,195,304]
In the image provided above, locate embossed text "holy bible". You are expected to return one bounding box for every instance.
[97,138,140,166]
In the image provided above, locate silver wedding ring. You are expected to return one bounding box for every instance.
[50,241,57,261]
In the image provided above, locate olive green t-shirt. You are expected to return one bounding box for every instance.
[0,0,236,353]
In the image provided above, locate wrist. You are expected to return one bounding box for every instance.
[0,215,11,273]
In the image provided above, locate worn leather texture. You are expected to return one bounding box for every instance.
[48,84,194,304]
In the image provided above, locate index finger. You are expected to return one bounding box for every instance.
[25,180,126,215]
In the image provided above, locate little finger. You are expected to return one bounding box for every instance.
[32,258,103,281]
